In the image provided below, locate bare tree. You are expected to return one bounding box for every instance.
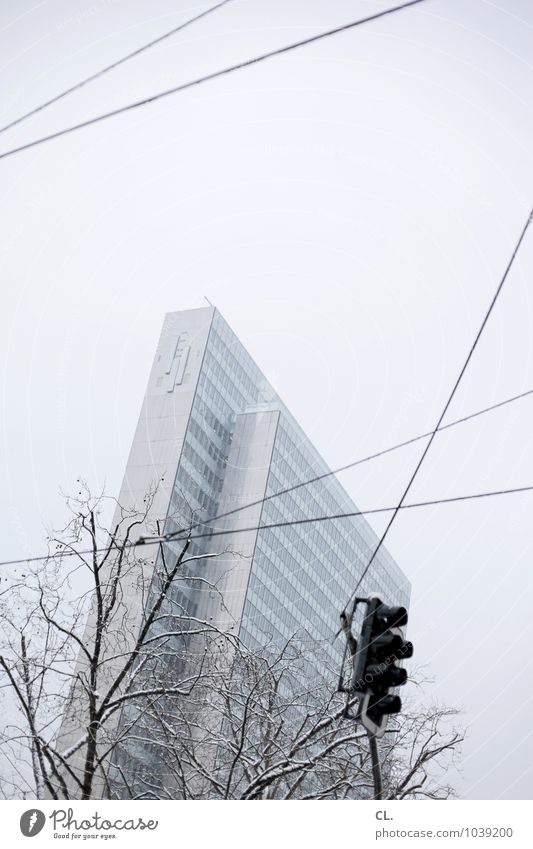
[381,696,464,800]
[0,487,463,802]
[115,637,464,800]
[0,485,230,801]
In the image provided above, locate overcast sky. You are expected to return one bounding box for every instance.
[1,0,533,799]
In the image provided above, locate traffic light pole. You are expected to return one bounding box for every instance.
[368,732,383,800]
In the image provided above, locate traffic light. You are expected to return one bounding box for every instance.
[351,597,413,737]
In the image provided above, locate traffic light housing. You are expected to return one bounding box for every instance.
[350,597,413,737]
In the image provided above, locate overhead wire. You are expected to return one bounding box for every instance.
[155,484,533,544]
[339,205,533,620]
[163,384,533,543]
[0,0,235,137]
[0,0,430,162]
[1,381,532,565]
[1,483,532,570]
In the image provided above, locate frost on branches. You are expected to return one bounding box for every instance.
[0,486,463,800]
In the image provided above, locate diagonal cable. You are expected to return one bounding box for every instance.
[0,0,234,137]
[2,383,533,566]
[1,483,533,569]
[165,485,533,544]
[170,385,533,542]
[340,206,533,618]
[0,0,430,161]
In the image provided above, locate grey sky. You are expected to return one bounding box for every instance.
[1,0,533,799]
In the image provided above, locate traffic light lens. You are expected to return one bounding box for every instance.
[401,640,413,658]
[382,695,402,715]
[374,633,404,654]
[379,605,408,628]
[370,694,402,717]
[389,667,407,686]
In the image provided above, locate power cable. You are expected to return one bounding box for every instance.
[155,484,533,544]
[340,206,533,619]
[178,385,533,540]
[1,482,532,569]
[0,0,430,162]
[0,0,235,137]
[1,382,532,565]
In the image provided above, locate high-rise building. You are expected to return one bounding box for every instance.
[56,306,410,797]
[115,306,408,648]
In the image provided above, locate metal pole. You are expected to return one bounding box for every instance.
[368,732,383,800]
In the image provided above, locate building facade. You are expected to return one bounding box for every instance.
[118,306,409,656]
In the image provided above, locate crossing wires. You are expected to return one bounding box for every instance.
[340,206,533,617]
[0,0,431,161]
[2,378,533,568]
[157,385,533,544]
[1,483,533,569]
[1,382,533,567]
[0,0,235,136]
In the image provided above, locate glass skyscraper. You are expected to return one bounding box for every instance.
[154,307,410,669]
[56,305,410,798]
